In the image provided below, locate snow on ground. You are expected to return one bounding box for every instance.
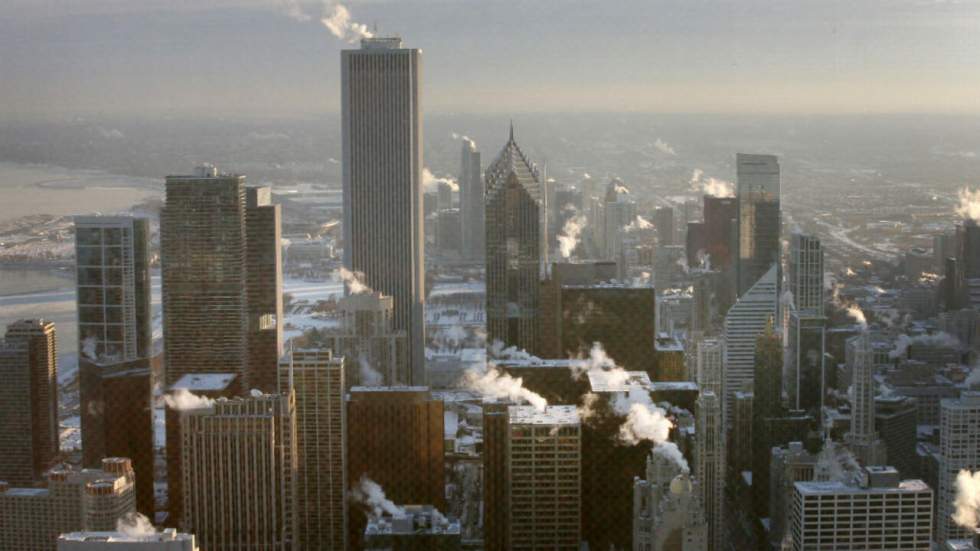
[60,415,81,452]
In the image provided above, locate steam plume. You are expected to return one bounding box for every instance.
[558,212,587,259]
[321,3,374,43]
[358,356,383,386]
[653,138,677,156]
[116,513,157,539]
[334,267,372,294]
[845,305,867,329]
[953,469,980,530]
[488,340,541,362]
[889,332,960,359]
[613,387,688,472]
[352,476,405,519]
[451,132,477,149]
[689,169,735,198]
[463,367,548,412]
[163,388,215,411]
[966,365,980,387]
[955,187,980,223]
[423,168,460,192]
[625,215,654,232]
[82,336,98,361]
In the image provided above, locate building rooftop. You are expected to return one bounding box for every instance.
[795,478,929,495]
[588,370,651,393]
[350,385,429,393]
[171,373,236,392]
[508,405,580,426]
[364,505,460,536]
[59,529,195,542]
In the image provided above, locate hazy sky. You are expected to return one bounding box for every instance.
[2,0,980,119]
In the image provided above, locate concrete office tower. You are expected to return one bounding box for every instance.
[485,127,546,352]
[736,154,780,297]
[703,195,737,269]
[696,338,723,399]
[321,292,408,387]
[504,405,581,550]
[845,333,887,467]
[655,206,675,247]
[482,402,510,551]
[342,37,425,384]
[74,216,155,515]
[0,457,136,551]
[938,391,980,543]
[179,393,297,551]
[163,373,239,528]
[787,466,933,551]
[696,390,725,551]
[730,385,754,474]
[875,395,918,478]
[245,187,283,393]
[786,312,826,415]
[346,387,445,548]
[632,449,707,551]
[363,505,462,551]
[161,165,247,386]
[278,349,347,551]
[602,179,637,259]
[0,319,57,486]
[58,530,198,551]
[769,442,818,548]
[722,264,777,422]
[459,138,484,260]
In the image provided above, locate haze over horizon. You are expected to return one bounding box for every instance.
[2,0,980,120]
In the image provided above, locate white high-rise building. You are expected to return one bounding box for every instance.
[845,333,887,467]
[341,37,425,384]
[787,466,932,551]
[788,233,824,314]
[459,138,484,260]
[723,264,777,423]
[938,391,980,543]
[695,390,724,551]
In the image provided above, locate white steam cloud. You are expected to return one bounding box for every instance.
[163,389,215,411]
[955,187,980,223]
[82,336,98,361]
[335,267,372,295]
[423,168,460,192]
[953,469,980,530]
[283,1,374,44]
[463,367,548,412]
[488,340,541,362]
[653,138,677,156]
[689,169,735,198]
[358,356,383,386]
[116,512,157,539]
[352,476,405,519]
[845,305,867,329]
[452,132,477,149]
[625,215,654,232]
[558,212,587,259]
[889,332,960,359]
[614,388,688,472]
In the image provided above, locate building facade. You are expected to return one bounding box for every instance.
[245,187,283,393]
[0,458,136,551]
[736,153,780,297]
[0,319,58,486]
[459,138,484,260]
[938,391,980,543]
[161,165,248,386]
[696,390,724,551]
[318,292,409,387]
[485,127,546,353]
[342,37,426,384]
[722,264,777,423]
[278,349,347,550]
[632,450,707,551]
[845,333,887,467]
[179,394,297,550]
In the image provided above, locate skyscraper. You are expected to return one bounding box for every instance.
[654,206,675,247]
[632,450,707,551]
[736,153,780,296]
[696,390,725,551]
[488,405,581,550]
[696,338,723,399]
[278,349,347,551]
[722,264,777,422]
[342,37,426,384]
[702,195,737,270]
[845,333,887,467]
[602,179,636,260]
[459,138,484,260]
[938,391,980,543]
[74,215,155,515]
[0,319,57,486]
[788,233,824,313]
[245,186,283,393]
[751,321,785,519]
[485,126,546,352]
[346,387,445,548]
[161,165,247,386]
[179,393,298,550]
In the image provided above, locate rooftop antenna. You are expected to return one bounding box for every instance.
[509,119,514,142]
